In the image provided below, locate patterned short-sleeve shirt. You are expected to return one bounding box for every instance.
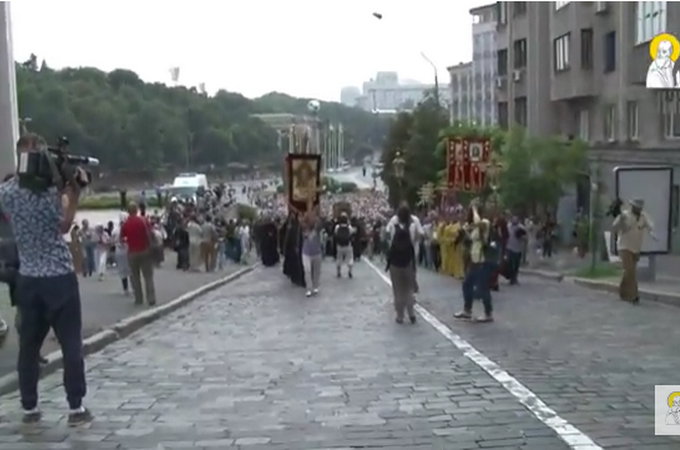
[0,177,74,277]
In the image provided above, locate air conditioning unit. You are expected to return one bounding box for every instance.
[513,70,522,82]
[595,1,608,13]
[496,77,504,88]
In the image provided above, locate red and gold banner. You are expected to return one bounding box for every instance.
[446,137,491,193]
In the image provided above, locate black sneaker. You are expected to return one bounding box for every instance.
[409,315,417,324]
[348,270,353,279]
[22,409,41,424]
[67,407,93,427]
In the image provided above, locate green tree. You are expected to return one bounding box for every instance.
[499,127,587,214]
[380,98,449,207]
[15,65,385,183]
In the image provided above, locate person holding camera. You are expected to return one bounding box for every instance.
[0,134,91,425]
[612,198,657,304]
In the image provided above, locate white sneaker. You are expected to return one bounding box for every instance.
[312,288,319,295]
[305,290,312,297]
[0,319,8,337]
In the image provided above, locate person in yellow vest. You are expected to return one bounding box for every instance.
[612,198,657,304]
[443,216,458,276]
[436,219,450,275]
[450,211,466,279]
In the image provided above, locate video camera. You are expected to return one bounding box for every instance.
[17,136,99,192]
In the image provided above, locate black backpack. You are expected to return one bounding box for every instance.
[335,224,351,246]
[388,223,414,268]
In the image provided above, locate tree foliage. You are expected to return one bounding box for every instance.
[380,98,448,206]
[16,59,388,175]
[380,101,588,211]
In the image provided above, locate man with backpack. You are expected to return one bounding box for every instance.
[334,213,355,278]
[386,205,423,324]
[386,202,424,299]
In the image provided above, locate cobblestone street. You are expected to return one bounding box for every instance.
[0,261,572,450]
[412,266,680,450]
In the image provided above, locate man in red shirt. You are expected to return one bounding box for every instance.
[120,202,156,306]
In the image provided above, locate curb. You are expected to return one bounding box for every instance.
[521,268,680,307]
[0,264,257,397]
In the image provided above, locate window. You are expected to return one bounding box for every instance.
[672,185,679,228]
[513,39,527,69]
[554,34,570,72]
[604,31,616,73]
[581,29,593,69]
[636,1,666,45]
[498,2,507,24]
[514,97,528,127]
[626,101,639,140]
[498,101,509,129]
[604,105,616,141]
[555,1,571,10]
[664,111,680,138]
[513,2,527,16]
[497,49,508,76]
[579,110,589,141]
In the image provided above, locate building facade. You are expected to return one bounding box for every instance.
[447,62,473,124]
[340,86,361,107]
[471,3,498,126]
[496,1,680,248]
[357,71,448,112]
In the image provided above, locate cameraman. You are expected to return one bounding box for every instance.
[0,134,92,425]
[612,198,657,304]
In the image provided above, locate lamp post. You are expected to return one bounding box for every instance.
[393,151,406,202]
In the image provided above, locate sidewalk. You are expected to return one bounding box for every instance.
[0,262,571,449]
[521,251,680,307]
[0,254,247,379]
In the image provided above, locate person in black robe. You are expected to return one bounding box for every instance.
[282,213,305,287]
[259,218,280,267]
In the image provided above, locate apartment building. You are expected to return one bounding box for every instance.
[471,3,498,126]
[496,1,680,245]
[448,62,473,123]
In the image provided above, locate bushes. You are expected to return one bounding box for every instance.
[79,195,163,210]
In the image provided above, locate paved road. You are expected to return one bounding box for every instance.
[0,261,571,449]
[0,257,246,378]
[412,265,680,449]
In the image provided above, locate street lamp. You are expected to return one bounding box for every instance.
[393,151,406,201]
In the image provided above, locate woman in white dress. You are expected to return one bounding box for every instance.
[187,216,203,272]
[112,213,130,295]
[94,225,111,280]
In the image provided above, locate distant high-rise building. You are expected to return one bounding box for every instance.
[340,86,361,107]
[359,72,447,112]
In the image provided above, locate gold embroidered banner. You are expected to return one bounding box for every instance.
[285,153,321,214]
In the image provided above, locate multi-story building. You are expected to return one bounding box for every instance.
[360,71,448,112]
[447,4,497,126]
[340,86,361,107]
[496,1,680,246]
[471,3,498,126]
[447,62,473,123]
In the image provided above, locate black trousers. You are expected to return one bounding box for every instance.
[16,273,86,410]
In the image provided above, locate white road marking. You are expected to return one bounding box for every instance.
[363,258,603,450]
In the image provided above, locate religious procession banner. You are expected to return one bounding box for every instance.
[285,153,321,214]
[446,137,491,192]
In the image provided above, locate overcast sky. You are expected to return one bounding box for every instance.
[10,0,480,101]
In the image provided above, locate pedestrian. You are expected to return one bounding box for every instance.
[385,204,417,324]
[0,133,92,425]
[187,215,202,271]
[334,212,355,278]
[454,202,494,323]
[301,208,324,297]
[94,225,110,280]
[612,199,657,303]
[111,213,130,295]
[79,219,95,277]
[386,202,424,297]
[120,202,156,306]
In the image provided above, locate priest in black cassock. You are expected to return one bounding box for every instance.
[282,212,305,287]
[259,217,280,267]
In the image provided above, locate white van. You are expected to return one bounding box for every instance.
[166,173,209,199]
